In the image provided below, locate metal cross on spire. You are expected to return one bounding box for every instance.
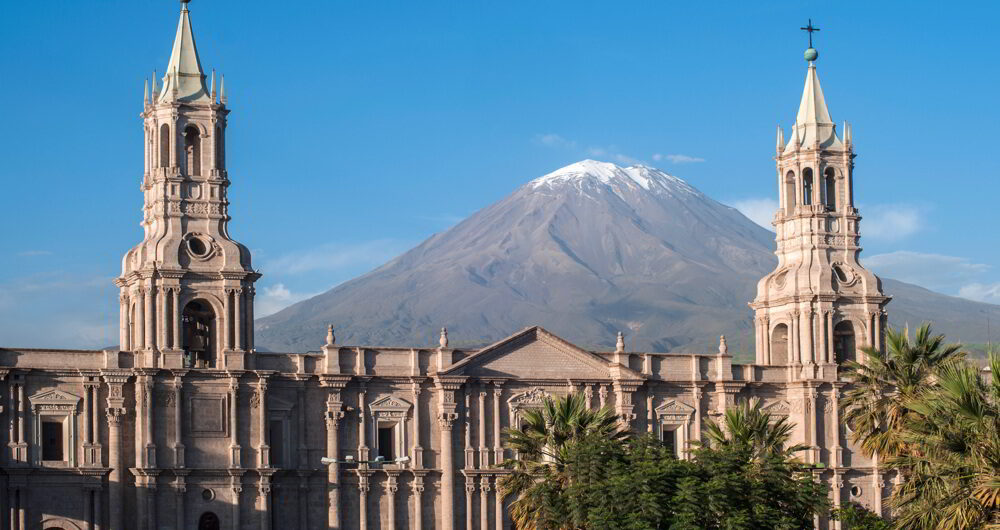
[800,19,820,48]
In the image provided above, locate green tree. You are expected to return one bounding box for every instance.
[889,353,1000,529]
[498,392,626,529]
[840,323,965,460]
[701,398,808,461]
[673,399,830,529]
[832,502,892,530]
[564,434,689,530]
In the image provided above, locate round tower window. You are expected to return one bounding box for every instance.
[188,237,209,257]
[201,488,215,501]
[850,485,862,498]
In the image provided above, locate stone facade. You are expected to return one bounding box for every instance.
[0,3,893,530]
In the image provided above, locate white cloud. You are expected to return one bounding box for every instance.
[533,133,576,149]
[729,197,779,230]
[264,239,406,276]
[861,204,922,240]
[255,283,321,318]
[864,251,992,298]
[958,282,1000,304]
[657,154,705,164]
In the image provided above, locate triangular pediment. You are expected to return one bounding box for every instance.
[762,399,791,416]
[655,399,695,417]
[442,326,641,381]
[28,389,81,407]
[369,396,412,412]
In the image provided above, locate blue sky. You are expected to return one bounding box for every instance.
[1,1,997,348]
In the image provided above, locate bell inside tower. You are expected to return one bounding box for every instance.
[182,300,216,368]
[184,126,201,176]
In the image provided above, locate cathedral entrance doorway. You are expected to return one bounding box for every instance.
[833,321,857,363]
[198,512,220,530]
[182,300,216,368]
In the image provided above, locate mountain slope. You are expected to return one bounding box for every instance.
[256,160,998,354]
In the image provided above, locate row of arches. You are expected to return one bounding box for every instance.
[783,166,844,213]
[768,320,857,365]
[149,123,225,175]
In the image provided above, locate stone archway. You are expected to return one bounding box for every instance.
[39,518,82,530]
[770,323,789,365]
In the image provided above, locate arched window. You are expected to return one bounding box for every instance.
[198,512,220,530]
[182,300,216,368]
[825,167,837,211]
[159,124,170,168]
[215,126,225,170]
[784,171,796,213]
[802,167,813,206]
[184,127,201,176]
[770,323,789,365]
[833,321,857,364]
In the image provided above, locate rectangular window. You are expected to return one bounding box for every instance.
[42,421,64,461]
[377,426,395,461]
[269,419,285,467]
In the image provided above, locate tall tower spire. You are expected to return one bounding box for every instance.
[116,0,257,371]
[751,28,889,376]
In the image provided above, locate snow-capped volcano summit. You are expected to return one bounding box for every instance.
[529,159,698,197]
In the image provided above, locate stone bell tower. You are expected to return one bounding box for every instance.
[116,0,258,370]
[751,38,889,372]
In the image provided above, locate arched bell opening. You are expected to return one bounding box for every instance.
[824,167,837,211]
[182,299,217,368]
[184,126,202,176]
[770,323,789,365]
[802,167,814,206]
[833,320,857,364]
[784,170,796,213]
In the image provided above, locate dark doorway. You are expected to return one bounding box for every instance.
[198,512,220,530]
[182,300,216,368]
[41,421,63,461]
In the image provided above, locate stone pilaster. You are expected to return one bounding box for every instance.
[410,472,426,530]
[228,375,242,467]
[102,371,130,530]
[320,375,349,529]
[435,377,463,530]
[385,471,399,529]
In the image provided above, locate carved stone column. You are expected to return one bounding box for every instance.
[495,485,504,530]
[831,384,843,467]
[478,388,487,468]
[435,378,461,530]
[103,372,130,530]
[229,376,242,467]
[491,382,502,465]
[171,288,181,350]
[464,477,475,530]
[613,381,640,429]
[357,471,370,530]
[832,473,843,530]
[144,285,155,351]
[230,473,243,529]
[119,293,130,351]
[83,378,102,466]
[136,372,156,468]
[357,382,369,463]
[256,375,270,468]
[410,381,423,469]
[246,286,256,352]
[174,473,188,530]
[258,475,272,530]
[410,474,426,530]
[385,471,399,529]
[234,288,243,351]
[320,376,349,529]
[171,371,186,467]
[479,476,490,530]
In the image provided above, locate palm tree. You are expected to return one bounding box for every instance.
[840,323,964,460]
[701,398,808,461]
[498,392,626,530]
[889,354,1000,529]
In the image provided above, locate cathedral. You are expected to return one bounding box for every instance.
[0,2,891,529]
